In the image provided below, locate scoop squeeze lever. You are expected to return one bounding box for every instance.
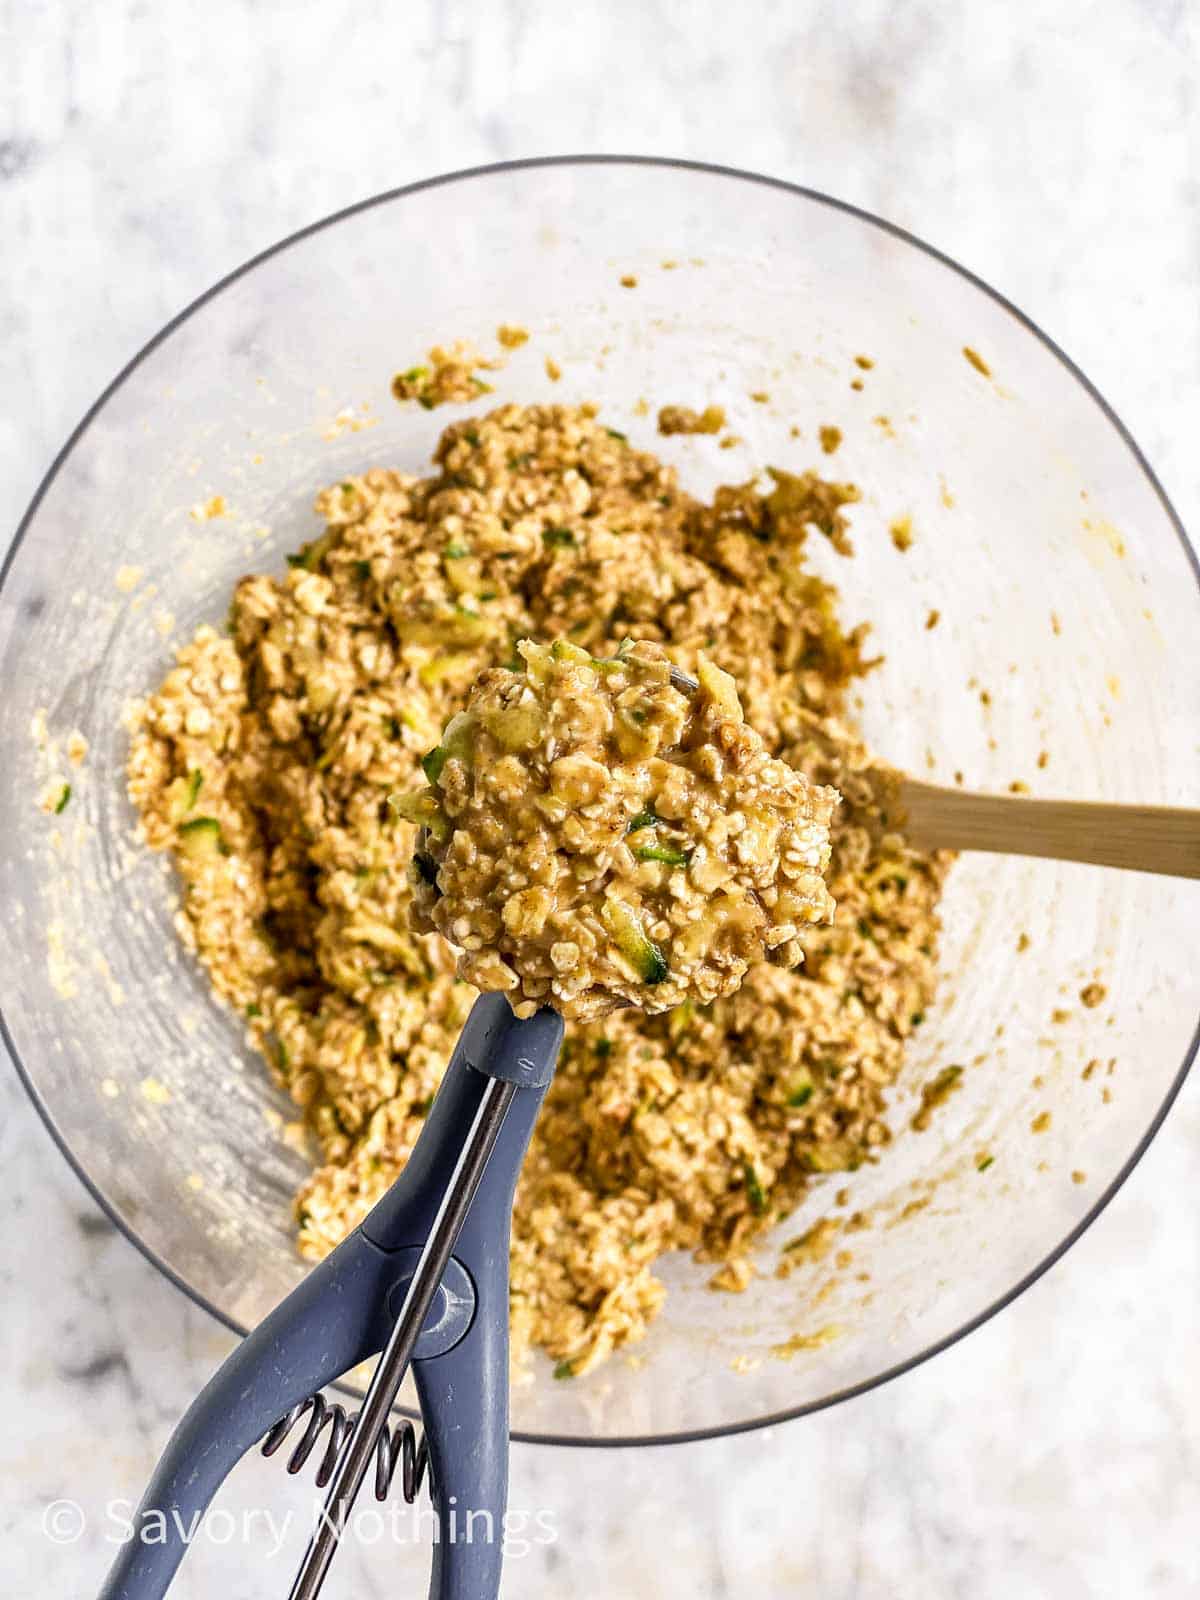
[96,993,563,1600]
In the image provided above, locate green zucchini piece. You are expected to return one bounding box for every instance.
[441,711,476,761]
[421,746,448,785]
[786,1072,814,1108]
[601,898,669,985]
[743,1161,767,1215]
[632,842,690,867]
[178,816,226,859]
[388,791,450,842]
[285,529,336,572]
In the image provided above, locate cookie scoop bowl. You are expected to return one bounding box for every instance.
[2,157,1197,1446]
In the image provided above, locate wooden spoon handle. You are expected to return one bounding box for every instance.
[897,778,1200,879]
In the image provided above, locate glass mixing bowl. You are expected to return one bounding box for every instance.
[2,158,1197,1446]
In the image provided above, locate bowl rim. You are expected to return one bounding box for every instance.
[3,152,1198,1450]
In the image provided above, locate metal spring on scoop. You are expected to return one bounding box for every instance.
[262,1391,432,1503]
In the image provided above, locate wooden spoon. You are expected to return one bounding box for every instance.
[666,665,1200,880]
[895,779,1200,879]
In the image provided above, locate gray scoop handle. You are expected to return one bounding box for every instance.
[96,995,562,1600]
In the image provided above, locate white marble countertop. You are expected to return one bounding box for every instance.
[2,1,1198,1595]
